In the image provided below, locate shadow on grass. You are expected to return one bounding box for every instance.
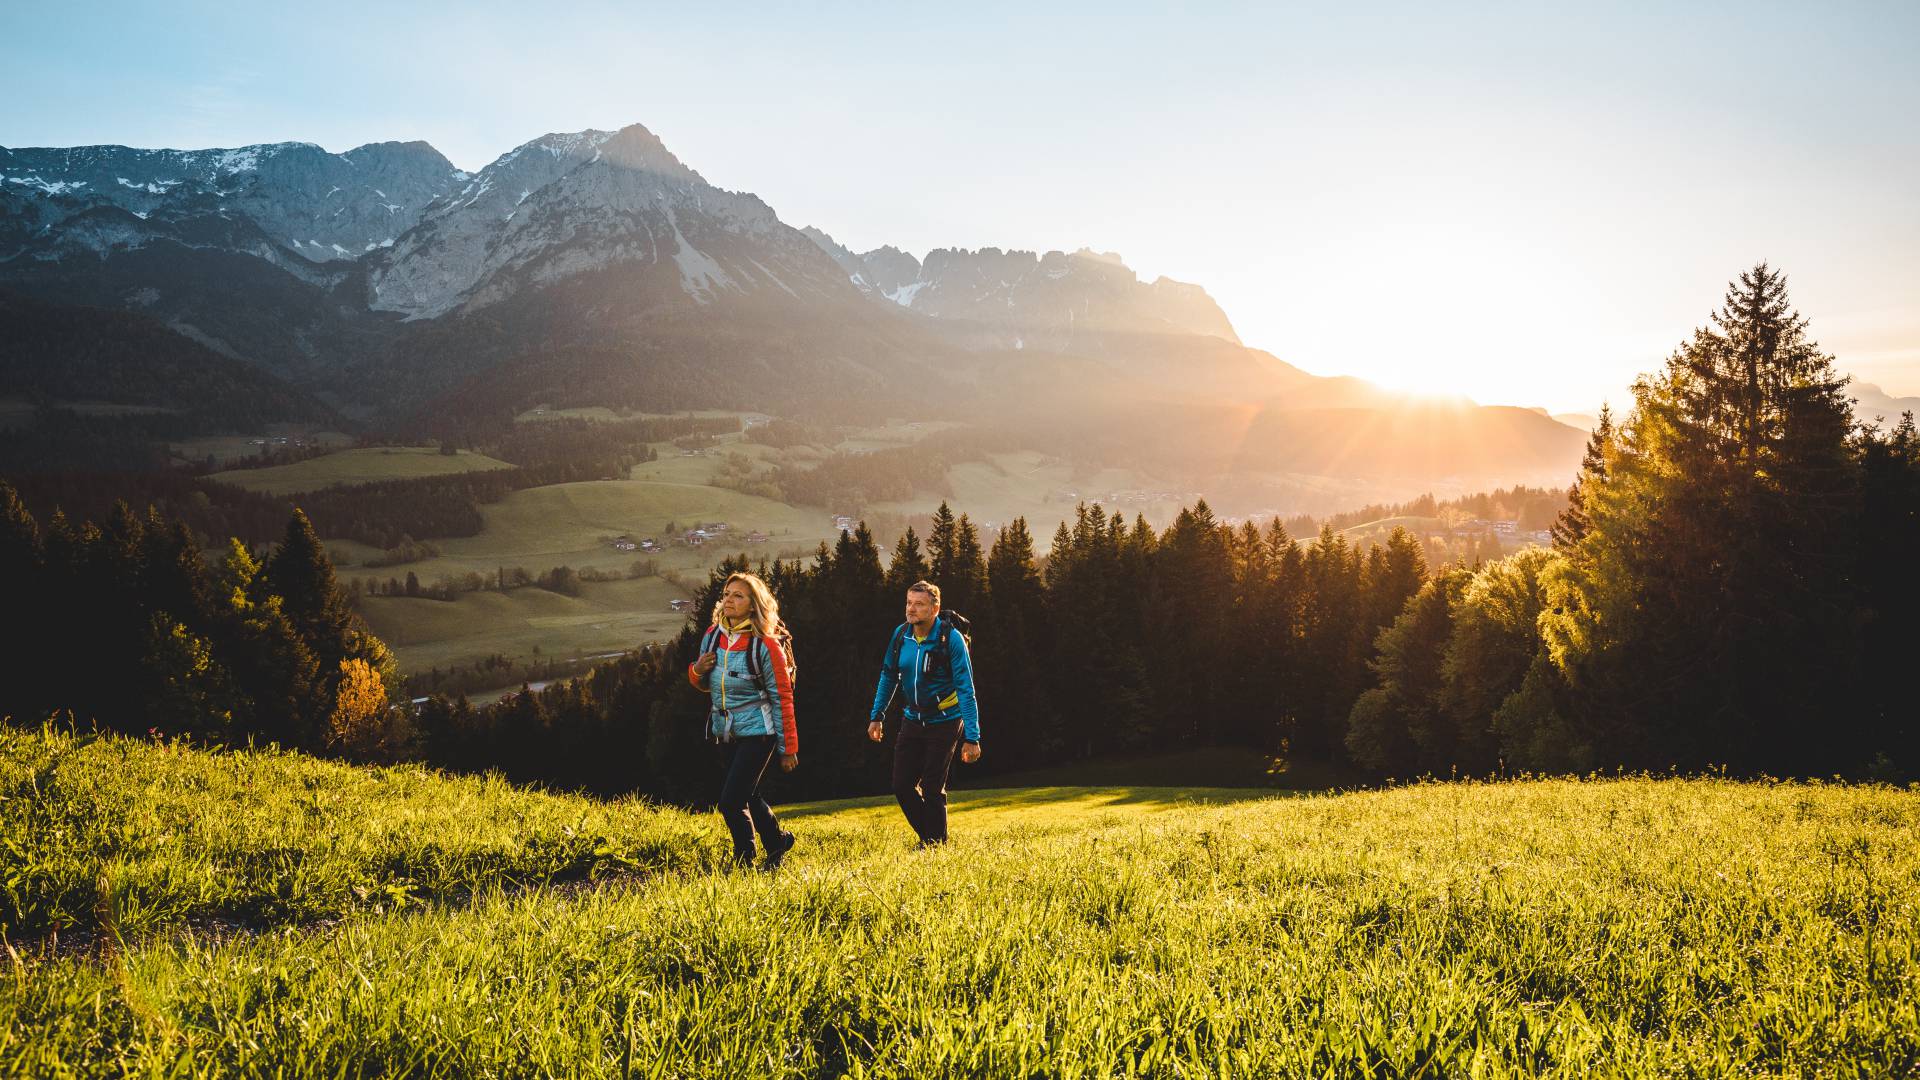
[778,783,1289,820]
[953,746,1367,793]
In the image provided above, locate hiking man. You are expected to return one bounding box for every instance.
[869,580,980,846]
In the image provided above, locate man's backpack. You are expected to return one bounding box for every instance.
[889,610,972,681]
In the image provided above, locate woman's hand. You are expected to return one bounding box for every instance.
[694,652,718,676]
[780,753,798,772]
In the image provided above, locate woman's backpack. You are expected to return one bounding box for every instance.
[701,624,797,702]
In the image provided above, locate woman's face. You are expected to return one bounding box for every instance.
[721,581,753,622]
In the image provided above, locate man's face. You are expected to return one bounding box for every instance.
[721,582,752,622]
[905,589,938,628]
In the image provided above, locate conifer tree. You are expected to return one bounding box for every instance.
[981,517,1053,764]
[945,514,987,614]
[1346,569,1467,775]
[885,526,930,594]
[1551,404,1613,550]
[927,501,958,585]
[1542,264,1859,773]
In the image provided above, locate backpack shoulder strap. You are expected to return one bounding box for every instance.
[744,629,774,699]
[887,623,909,673]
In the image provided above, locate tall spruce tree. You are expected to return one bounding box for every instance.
[885,526,930,595]
[981,517,1053,765]
[1541,264,1858,773]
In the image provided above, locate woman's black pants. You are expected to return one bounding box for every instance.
[716,734,782,861]
[892,718,962,843]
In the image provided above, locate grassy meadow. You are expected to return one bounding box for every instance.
[337,472,839,676]
[4,725,1918,1076]
[359,575,693,674]
[207,446,516,495]
[866,451,1191,535]
[169,430,356,467]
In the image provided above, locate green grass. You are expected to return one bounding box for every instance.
[169,430,354,468]
[626,437,781,487]
[334,477,834,677]
[867,451,1190,535]
[954,746,1368,792]
[1340,515,1446,536]
[4,727,1918,1076]
[833,419,964,453]
[0,725,709,944]
[205,447,517,495]
[433,479,833,570]
[358,576,694,674]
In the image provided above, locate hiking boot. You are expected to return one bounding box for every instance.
[723,850,755,872]
[761,831,796,871]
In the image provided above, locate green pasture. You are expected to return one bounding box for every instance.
[512,406,768,425]
[869,451,1188,534]
[833,418,963,453]
[206,446,516,495]
[357,576,694,674]
[337,479,835,677]
[0,398,179,426]
[627,438,780,486]
[4,725,1917,1076]
[169,430,354,467]
[431,479,833,569]
[1340,515,1447,537]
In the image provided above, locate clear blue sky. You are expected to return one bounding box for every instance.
[5,1,1917,412]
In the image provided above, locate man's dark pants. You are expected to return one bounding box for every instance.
[717,734,783,861]
[892,717,962,843]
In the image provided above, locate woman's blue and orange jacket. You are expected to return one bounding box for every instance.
[869,621,980,743]
[686,622,798,754]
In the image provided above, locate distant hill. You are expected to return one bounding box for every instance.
[1852,380,1920,426]
[0,290,334,428]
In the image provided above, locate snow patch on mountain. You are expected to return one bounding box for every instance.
[886,281,927,307]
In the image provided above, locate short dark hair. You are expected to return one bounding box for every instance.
[907,580,941,606]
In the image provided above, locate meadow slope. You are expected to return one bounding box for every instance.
[2,727,1917,1077]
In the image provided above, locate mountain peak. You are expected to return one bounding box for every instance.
[494,124,700,184]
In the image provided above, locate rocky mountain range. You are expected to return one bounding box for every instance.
[0,121,1593,492]
[1,140,460,266]
[800,228,1240,348]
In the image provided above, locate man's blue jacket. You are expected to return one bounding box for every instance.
[870,619,981,743]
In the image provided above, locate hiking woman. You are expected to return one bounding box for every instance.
[688,571,798,869]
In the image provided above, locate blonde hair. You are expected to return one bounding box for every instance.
[711,571,797,679]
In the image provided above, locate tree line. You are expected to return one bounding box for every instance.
[0,492,401,758]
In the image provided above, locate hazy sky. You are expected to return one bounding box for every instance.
[5,1,1916,413]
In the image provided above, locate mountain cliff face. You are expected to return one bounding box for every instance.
[364,126,857,321]
[801,227,1240,345]
[0,140,461,263]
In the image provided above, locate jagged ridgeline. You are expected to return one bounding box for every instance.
[0,124,1591,494]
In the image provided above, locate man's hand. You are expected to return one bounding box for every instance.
[867,720,885,743]
[694,652,717,677]
[960,741,981,764]
[780,753,798,772]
